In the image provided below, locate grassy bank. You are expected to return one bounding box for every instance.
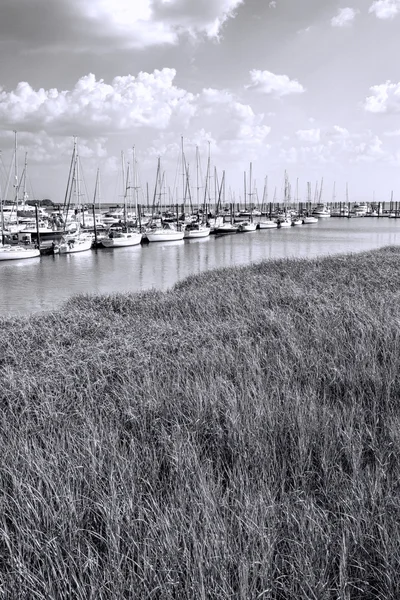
[1,247,400,598]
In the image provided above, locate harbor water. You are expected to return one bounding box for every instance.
[1,217,400,317]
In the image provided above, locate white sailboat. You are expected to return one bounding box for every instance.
[56,138,93,254]
[0,132,40,261]
[101,149,142,248]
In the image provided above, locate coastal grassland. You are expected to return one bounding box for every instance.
[1,247,400,598]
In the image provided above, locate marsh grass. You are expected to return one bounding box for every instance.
[1,247,400,598]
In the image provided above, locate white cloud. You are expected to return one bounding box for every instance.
[296,128,321,143]
[82,0,244,45]
[369,0,400,19]
[0,70,197,134]
[331,7,358,27]
[280,128,388,167]
[384,129,400,136]
[364,80,400,113]
[269,1,277,7]
[246,70,305,97]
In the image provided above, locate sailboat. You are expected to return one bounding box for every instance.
[183,142,210,239]
[145,156,184,242]
[101,149,142,248]
[0,132,40,261]
[258,176,278,229]
[56,138,93,254]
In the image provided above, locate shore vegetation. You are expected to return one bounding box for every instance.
[1,247,400,598]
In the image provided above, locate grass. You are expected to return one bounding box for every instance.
[1,247,400,598]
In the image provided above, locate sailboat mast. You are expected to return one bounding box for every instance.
[121,151,127,226]
[196,146,199,212]
[132,145,138,220]
[13,130,18,212]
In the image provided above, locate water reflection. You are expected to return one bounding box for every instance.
[1,218,400,317]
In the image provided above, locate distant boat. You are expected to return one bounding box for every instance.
[237,220,257,232]
[312,204,331,218]
[101,151,142,248]
[184,222,211,239]
[0,244,40,261]
[214,222,238,235]
[56,138,93,255]
[101,229,142,247]
[0,133,41,261]
[56,234,93,254]
[146,222,184,242]
[302,215,318,224]
[258,219,278,229]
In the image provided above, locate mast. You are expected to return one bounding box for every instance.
[181,136,185,208]
[132,146,138,221]
[74,138,83,229]
[13,131,18,212]
[22,151,28,205]
[93,168,100,209]
[196,146,200,212]
[121,151,127,227]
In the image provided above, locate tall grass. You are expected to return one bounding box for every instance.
[1,247,400,598]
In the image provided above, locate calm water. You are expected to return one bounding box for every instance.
[1,217,400,317]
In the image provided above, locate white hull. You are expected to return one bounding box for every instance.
[258,220,278,229]
[146,230,185,242]
[58,238,93,254]
[0,245,40,261]
[184,228,211,239]
[278,220,291,228]
[291,219,303,226]
[302,216,318,224]
[237,221,257,232]
[101,232,142,247]
[215,224,238,234]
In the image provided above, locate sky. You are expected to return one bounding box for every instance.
[1,0,400,206]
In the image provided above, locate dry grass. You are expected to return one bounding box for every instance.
[1,247,400,598]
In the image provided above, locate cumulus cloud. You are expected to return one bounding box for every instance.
[280,128,388,167]
[363,80,400,113]
[296,128,321,143]
[246,70,305,97]
[0,0,244,52]
[369,0,400,19]
[0,69,197,134]
[142,87,272,180]
[384,128,400,136]
[331,7,358,27]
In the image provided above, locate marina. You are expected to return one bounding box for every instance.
[1,216,400,317]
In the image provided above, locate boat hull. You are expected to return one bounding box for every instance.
[184,228,211,239]
[101,233,142,247]
[0,246,40,261]
[146,231,185,242]
[58,239,93,254]
[258,221,278,229]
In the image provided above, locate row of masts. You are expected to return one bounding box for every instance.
[1,134,394,218]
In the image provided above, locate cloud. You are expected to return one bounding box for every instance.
[280,128,388,167]
[246,70,305,97]
[0,0,244,52]
[369,0,400,19]
[0,70,197,135]
[384,129,400,136]
[363,80,400,113]
[331,7,359,27]
[269,1,277,7]
[296,128,321,143]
